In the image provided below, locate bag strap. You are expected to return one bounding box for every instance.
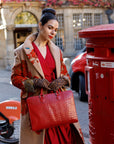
[40,88,43,97]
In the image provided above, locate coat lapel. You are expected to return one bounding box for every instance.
[23,34,45,78]
[48,41,61,78]
[23,33,61,79]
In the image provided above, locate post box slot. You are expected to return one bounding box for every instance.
[111,48,114,54]
[111,48,114,53]
[108,48,114,57]
[87,47,94,54]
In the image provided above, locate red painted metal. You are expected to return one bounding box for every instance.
[72,51,87,74]
[79,23,114,144]
[0,100,21,124]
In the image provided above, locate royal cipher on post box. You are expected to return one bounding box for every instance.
[79,24,114,144]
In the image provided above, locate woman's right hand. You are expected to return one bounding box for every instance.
[23,78,51,93]
[23,79,35,93]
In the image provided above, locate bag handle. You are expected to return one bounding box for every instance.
[40,88,61,100]
[40,88,43,97]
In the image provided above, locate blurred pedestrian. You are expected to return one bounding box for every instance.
[11,8,84,144]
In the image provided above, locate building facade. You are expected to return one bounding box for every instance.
[0,1,112,69]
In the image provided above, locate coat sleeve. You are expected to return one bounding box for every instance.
[11,49,28,91]
[60,50,71,86]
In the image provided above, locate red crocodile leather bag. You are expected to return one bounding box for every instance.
[27,89,78,131]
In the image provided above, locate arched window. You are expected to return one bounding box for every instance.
[14,11,38,27]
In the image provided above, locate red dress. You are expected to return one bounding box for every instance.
[32,42,76,144]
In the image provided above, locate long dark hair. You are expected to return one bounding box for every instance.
[40,8,58,26]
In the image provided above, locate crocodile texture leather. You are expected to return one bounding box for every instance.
[27,90,78,131]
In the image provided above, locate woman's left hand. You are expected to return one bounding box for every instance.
[49,77,68,91]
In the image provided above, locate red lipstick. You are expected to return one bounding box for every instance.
[49,35,53,39]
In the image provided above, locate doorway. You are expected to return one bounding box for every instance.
[14,27,32,48]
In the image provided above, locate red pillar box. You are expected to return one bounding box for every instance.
[79,24,114,144]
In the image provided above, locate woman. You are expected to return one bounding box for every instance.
[11,8,84,144]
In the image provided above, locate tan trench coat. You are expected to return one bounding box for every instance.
[11,33,85,144]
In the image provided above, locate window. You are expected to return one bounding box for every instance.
[83,13,92,28]
[73,13,85,50]
[55,14,64,51]
[73,13,102,50]
[73,14,82,28]
[57,14,64,28]
[94,13,102,26]
[74,29,84,50]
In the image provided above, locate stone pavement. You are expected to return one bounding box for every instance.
[0,68,90,144]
